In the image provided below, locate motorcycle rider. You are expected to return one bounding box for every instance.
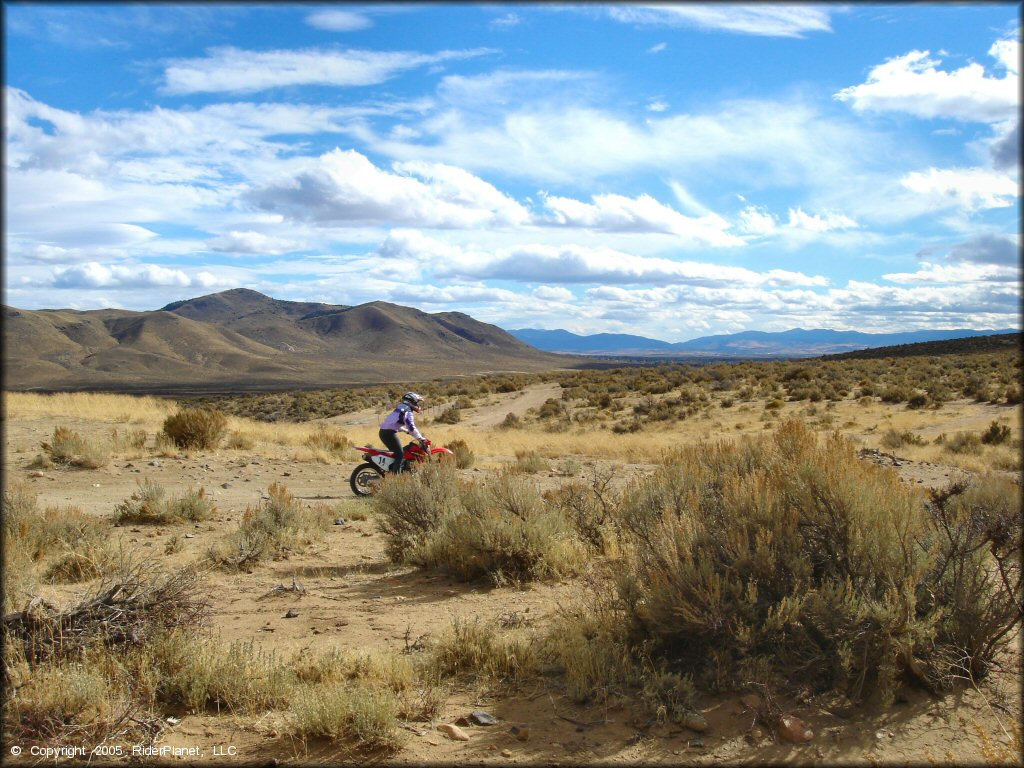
[379,392,429,474]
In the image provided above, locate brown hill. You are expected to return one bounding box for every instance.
[2,291,570,392]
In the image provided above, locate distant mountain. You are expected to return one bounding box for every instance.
[508,326,1020,357]
[3,289,568,392]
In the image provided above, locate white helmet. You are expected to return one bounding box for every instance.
[402,392,424,412]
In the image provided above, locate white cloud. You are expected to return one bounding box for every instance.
[533,285,574,302]
[52,262,194,289]
[647,100,669,112]
[207,230,306,255]
[786,207,858,233]
[162,45,492,95]
[648,42,667,54]
[737,205,778,235]
[489,12,521,30]
[429,240,826,288]
[606,4,833,38]
[540,192,742,246]
[882,261,1019,284]
[900,167,1017,211]
[305,9,372,32]
[834,39,1020,123]
[247,148,530,228]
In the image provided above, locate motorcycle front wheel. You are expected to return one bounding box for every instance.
[350,462,385,497]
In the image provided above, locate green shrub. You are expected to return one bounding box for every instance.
[610,420,1016,704]
[39,426,111,469]
[881,429,927,450]
[162,408,227,450]
[445,438,474,469]
[943,431,983,455]
[980,421,1012,445]
[208,483,332,570]
[434,406,462,424]
[115,481,216,525]
[500,412,521,429]
[511,450,550,474]
[923,476,1021,684]
[374,465,582,583]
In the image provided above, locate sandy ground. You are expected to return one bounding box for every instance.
[4,387,1021,766]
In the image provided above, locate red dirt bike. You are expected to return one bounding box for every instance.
[349,439,454,497]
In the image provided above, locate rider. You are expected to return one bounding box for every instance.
[379,392,429,474]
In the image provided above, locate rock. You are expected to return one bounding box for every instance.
[682,712,708,732]
[509,724,529,741]
[334,517,347,525]
[437,723,470,741]
[221,482,231,489]
[184,533,195,539]
[284,608,299,619]
[28,470,46,478]
[501,749,513,757]
[454,716,471,726]
[740,693,762,710]
[779,715,814,743]
[688,738,705,749]
[149,460,161,467]
[470,711,498,726]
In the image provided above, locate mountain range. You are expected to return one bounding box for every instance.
[508,327,1020,357]
[2,289,567,392]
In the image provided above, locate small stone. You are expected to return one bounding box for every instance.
[779,715,814,743]
[149,460,161,467]
[470,711,498,726]
[501,749,513,757]
[510,724,529,741]
[688,738,705,749]
[28,471,46,478]
[184,533,195,539]
[437,723,470,741]
[682,712,708,732]
[221,482,231,489]
[334,517,347,525]
[284,608,299,619]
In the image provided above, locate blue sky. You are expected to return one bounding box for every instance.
[4,3,1020,341]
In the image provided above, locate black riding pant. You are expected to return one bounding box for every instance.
[379,429,404,473]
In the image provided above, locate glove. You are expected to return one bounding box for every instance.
[419,438,430,449]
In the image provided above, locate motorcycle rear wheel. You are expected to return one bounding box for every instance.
[350,462,385,497]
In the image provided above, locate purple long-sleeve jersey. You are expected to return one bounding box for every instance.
[380,404,424,440]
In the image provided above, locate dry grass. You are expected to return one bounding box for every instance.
[4,391,177,423]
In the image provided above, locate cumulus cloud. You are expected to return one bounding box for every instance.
[989,120,1020,170]
[540,192,743,246]
[533,285,574,302]
[834,38,1020,123]
[605,4,833,37]
[162,45,492,95]
[900,167,1017,212]
[946,234,1020,266]
[247,148,530,228]
[52,262,194,289]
